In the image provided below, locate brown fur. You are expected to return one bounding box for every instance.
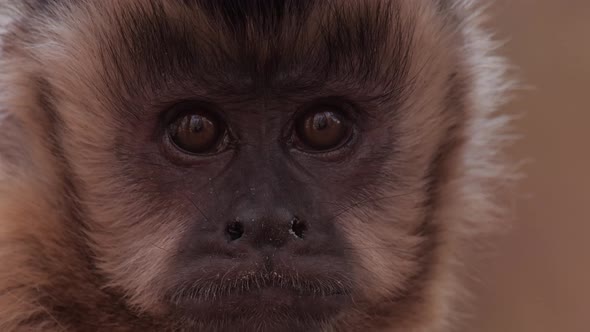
[0,0,513,331]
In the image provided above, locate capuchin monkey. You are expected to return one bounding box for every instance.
[0,0,513,331]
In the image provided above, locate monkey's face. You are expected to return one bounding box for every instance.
[29,0,463,329]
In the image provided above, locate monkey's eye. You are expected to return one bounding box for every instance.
[167,110,224,154]
[295,108,353,151]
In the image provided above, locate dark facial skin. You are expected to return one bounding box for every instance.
[124,93,395,329]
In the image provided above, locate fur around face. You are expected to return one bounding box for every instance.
[0,0,513,331]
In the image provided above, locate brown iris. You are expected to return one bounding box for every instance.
[168,111,221,154]
[296,109,352,151]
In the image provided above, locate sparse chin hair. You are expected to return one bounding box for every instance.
[0,0,513,331]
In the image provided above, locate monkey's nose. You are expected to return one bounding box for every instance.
[225,214,307,248]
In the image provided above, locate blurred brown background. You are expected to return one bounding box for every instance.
[466,1,590,331]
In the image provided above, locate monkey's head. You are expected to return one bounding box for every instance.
[0,0,511,331]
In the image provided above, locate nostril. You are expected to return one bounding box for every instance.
[290,217,307,239]
[226,221,244,241]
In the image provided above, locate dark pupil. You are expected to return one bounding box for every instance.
[313,113,329,130]
[189,116,204,132]
[300,110,347,150]
[171,113,218,153]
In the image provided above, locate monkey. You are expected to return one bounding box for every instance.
[0,0,514,331]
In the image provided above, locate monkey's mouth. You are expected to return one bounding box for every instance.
[170,273,350,299]
[166,268,352,320]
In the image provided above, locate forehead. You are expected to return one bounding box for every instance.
[29,0,440,96]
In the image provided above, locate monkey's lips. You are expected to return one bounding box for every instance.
[165,264,352,321]
[176,286,348,320]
